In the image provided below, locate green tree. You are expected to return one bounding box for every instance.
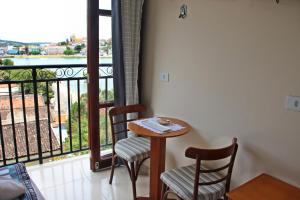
[74,45,82,53]
[0,60,56,101]
[63,92,114,152]
[58,41,67,46]
[30,50,41,55]
[64,94,89,151]
[100,89,114,102]
[0,59,5,79]
[3,59,14,66]
[8,69,55,100]
[64,47,75,55]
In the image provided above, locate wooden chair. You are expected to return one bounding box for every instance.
[109,104,150,200]
[160,138,238,200]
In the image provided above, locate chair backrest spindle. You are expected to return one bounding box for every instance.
[109,104,146,154]
[185,138,238,200]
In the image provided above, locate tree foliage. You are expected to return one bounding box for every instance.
[0,60,56,101]
[58,41,67,46]
[100,89,114,102]
[29,50,41,55]
[64,96,89,151]
[0,58,14,66]
[64,90,114,151]
[63,47,75,55]
[74,44,85,53]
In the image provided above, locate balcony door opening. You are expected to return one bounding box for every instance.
[0,0,113,169]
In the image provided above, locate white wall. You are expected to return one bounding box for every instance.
[142,0,300,187]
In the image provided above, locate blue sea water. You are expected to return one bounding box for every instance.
[10,57,112,65]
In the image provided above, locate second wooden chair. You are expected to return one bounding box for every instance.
[160,138,238,200]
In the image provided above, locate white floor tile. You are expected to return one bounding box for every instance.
[27,155,150,200]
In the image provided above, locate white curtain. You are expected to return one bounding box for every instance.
[121,0,144,105]
[112,0,145,138]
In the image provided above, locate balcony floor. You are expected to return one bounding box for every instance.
[27,154,150,200]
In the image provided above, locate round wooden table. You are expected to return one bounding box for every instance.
[128,117,191,200]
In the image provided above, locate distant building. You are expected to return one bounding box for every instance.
[39,43,51,48]
[0,49,5,55]
[0,94,47,124]
[7,49,19,55]
[82,37,87,44]
[7,46,15,51]
[80,49,87,56]
[29,48,41,54]
[40,51,47,55]
[6,46,19,55]
[44,46,67,55]
[70,35,84,44]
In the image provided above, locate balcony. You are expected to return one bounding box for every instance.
[0,64,113,167]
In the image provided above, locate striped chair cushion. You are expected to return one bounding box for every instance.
[161,165,226,200]
[115,136,150,162]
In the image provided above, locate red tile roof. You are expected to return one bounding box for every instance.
[0,84,19,88]
[0,94,45,110]
[0,120,60,160]
[0,94,60,161]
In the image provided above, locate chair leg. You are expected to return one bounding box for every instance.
[109,155,116,184]
[161,183,167,200]
[162,189,169,200]
[163,190,183,200]
[135,157,149,180]
[130,162,137,200]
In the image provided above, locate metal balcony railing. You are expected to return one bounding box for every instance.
[0,64,113,166]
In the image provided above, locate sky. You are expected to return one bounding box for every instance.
[0,0,111,43]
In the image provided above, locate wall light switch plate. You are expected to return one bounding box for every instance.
[286,96,300,112]
[160,72,169,82]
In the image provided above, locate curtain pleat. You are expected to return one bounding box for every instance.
[112,0,126,107]
[121,0,144,105]
[112,0,144,139]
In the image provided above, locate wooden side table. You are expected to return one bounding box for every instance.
[227,173,300,200]
[128,117,191,200]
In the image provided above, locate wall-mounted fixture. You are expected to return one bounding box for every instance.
[179,4,187,19]
[178,1,278,19]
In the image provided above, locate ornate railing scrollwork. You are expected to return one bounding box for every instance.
[53,67,86,79]
[99,65,113,77]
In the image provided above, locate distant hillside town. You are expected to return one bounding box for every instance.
[0,35,112,57]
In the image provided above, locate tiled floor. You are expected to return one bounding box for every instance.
[27,155,150,200]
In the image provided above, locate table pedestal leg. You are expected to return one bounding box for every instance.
[150,137,166,200]
[137,138,175,200]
